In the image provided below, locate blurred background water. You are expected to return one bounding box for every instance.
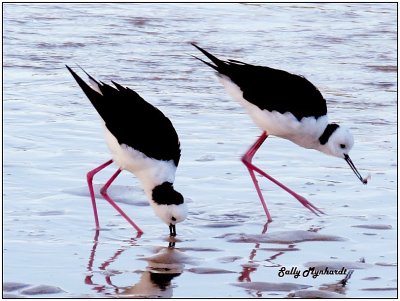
[3,3,397,298]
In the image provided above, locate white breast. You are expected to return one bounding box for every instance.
[103,125,177,195]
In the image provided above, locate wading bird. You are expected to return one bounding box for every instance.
[67,66,187,236]
[192,44,368,221]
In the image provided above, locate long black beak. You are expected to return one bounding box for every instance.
[169,224,176,237]
[344,154,368,184]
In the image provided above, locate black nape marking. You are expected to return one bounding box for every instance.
[152,182,184,205]
[319,123,340,145]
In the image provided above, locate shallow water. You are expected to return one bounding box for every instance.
[3,3,397,298]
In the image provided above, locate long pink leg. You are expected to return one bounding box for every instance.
[87,159,114,230]
[100,169,143,234]
[241,131,324,221]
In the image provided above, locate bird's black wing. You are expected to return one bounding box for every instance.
[66,66,181,166]
[192,44,327,121]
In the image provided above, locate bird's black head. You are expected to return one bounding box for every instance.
[152,182,184,206]
[151,182,187,232]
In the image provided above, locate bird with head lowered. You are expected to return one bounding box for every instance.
[66,65,187,236]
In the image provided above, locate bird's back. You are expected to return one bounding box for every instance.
[99,83,181,166]
[223,62,327,121]
[192,44,328,121]
[67,66,181,166]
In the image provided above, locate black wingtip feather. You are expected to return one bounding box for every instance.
[228,59,247,65]
[66,65,106,118]
[76,64,100,85]
[111,80,126,91]
[66,65,94,97]
[191,43,226,71]
[190,54,219,71]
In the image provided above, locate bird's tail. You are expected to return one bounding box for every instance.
[66,65,106,119]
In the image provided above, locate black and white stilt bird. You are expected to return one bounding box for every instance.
[192,44,369,221]
[66,66,187,236]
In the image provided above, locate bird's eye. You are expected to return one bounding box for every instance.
[340,144,346,149]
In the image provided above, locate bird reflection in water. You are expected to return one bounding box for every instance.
[236,224,353,298]
[237,224,314,290]
[85,231,184,298]
[238,222,281,283]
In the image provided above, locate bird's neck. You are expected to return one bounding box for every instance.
[133,162,177,199]
[316,142,333,156]
[315,123,340,156]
